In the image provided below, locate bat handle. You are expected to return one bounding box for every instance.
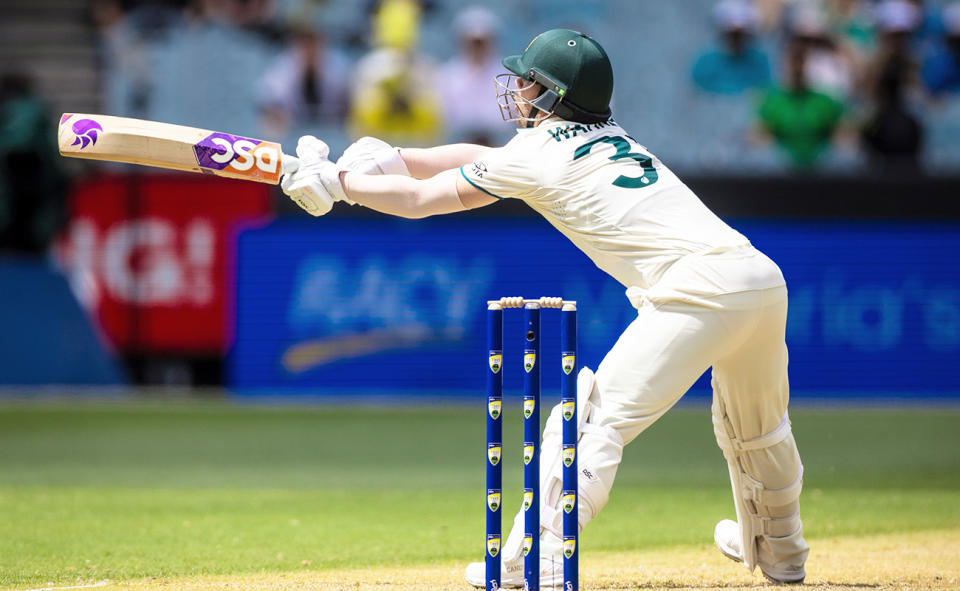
[281,154,300,177]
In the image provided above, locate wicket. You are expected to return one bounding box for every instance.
[486,297,578,591]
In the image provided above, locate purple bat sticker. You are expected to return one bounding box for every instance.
[192,132,281,180]
[71,119,103,150]
[193,132,258,171]
[195,133,236,170]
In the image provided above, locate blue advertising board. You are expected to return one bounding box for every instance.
[229,218,960,399]
[0,258,125,386]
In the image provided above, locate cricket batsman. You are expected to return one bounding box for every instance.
[281,28,809,587]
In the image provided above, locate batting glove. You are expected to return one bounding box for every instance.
[281,136,354,216]
[336,136,410,176]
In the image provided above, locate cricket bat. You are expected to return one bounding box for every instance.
[57,113,299,184]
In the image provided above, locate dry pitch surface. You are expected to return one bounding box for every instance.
[23,530,958,591]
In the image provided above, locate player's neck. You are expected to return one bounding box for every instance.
[519,114,550,129]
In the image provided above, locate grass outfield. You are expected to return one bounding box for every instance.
[0,402,958,589]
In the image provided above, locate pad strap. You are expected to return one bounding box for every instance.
[540,504,563,537]
[713,414,792,455]
[757,509,803,537]
[743,467,804,508]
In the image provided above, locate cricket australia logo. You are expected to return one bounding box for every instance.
[523,398,536,419]
[563,536,576,559]
[487,535,501,558]
[562,354,575,375]
[488,399,501,420]
[70,118,103,149]
[487,490,501,512]
[562,401,575,421]
[523,488,534,511]
[524,352,536,373]
[562,491,576,514]
[523,535,533,556]
[489,352,502,374]
[523,443,535,465]
[488,444,501,466]
[562,444,576,467]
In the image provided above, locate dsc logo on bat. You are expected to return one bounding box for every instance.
[193,132,282,182]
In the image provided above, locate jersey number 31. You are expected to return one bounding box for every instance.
[573,135,659,189]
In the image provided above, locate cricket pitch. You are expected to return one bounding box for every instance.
[24,529,958,591]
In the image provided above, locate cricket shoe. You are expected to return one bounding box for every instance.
[464,555,566,589]
[465,535,567,588]
[714,519,806,585]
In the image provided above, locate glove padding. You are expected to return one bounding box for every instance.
[281,165,335,216]
[280,136,353,216]
[336,136,410,176]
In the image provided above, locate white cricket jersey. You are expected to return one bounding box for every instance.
[460,117,751,289]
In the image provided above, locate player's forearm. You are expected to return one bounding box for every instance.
[339,169,466,219]
[399,144,492,179]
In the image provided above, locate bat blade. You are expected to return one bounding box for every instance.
[58,113,295,184]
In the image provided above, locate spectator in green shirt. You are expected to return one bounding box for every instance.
[757,40,846,169]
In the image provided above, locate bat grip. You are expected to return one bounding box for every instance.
[281,154,300,177]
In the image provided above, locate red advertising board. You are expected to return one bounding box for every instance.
[56,173,272,354]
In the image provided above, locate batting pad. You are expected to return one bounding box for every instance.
[712,401,807,574]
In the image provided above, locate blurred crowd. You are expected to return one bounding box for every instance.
[691,0,960,170]
[16,0,960,158]
[89,0,515,151]
[79,0,960,173]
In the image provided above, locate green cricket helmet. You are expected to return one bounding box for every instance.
[499,29,613,124]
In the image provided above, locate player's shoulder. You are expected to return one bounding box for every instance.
[492,118,624,155]
[486,127,552,164]
[486,117,642,169]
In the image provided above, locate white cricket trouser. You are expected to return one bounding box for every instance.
[592,245,808,569]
